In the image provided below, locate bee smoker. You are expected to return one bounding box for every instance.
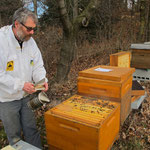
[27,91,50,110]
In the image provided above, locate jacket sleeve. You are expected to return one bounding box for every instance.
[32,40,47,83]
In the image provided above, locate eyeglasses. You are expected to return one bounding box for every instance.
[20,22,37,32]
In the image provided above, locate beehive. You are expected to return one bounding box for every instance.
[130,44,150,69]
[45,95,120,150]
[77,65,135,125]
[131,49,150,69]
[110,51,131,67]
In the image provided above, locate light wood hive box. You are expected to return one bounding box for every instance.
[45,95,120,150]
[131,49,150,69]
[110,51,131,67]
[77,65,135,125]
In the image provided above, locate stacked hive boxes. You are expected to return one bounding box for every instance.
[45,52,135,150]
[45,95,120,150]
[109,51,146,108]
[78,65,135,125]
[110,51,131,68]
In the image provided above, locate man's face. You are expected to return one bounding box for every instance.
[16,17,36,42]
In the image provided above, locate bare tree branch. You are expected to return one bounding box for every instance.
[57,0,72,33]
[73,0,78,18]
[74,0,100,27]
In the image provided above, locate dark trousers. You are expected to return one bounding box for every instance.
[0,97,42,149]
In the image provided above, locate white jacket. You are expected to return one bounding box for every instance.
[0,25,47,102]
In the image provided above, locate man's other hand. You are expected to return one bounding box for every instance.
[43,82,48,92]
[23,82,36,94]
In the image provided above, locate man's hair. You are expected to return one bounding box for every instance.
[12,7,38,26]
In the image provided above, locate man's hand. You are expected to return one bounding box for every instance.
[23,82,36,94]
[43,82,48,92]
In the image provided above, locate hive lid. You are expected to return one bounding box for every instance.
[50,95,120,127]
[79,65,135,82]
[131,43,150,50]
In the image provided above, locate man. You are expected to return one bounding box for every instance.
[0,7,48,149]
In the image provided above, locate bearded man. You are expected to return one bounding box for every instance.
[0,7,48,149]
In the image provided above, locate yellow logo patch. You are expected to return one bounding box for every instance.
[6,61,14,71]
[30,60,34,66]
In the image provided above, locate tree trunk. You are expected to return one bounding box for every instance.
[55,0,99,83]
[131,0,135,12]
[55,0,76,82]
[56,29,76,82]
[124,0,128,10]
[139,0,146,42]
[0,13,2,27]
[73,0,78,18]
[146,1,150,41]
[33,0,38,16]
[108,0,112,40]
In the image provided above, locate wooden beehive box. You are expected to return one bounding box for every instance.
[110,51,131,67]
[77,65,135,125]
[45,95,120,150]
[130,44,150,69]
[78,65,135,99]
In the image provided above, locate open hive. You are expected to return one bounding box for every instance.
[45,95,120,150]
